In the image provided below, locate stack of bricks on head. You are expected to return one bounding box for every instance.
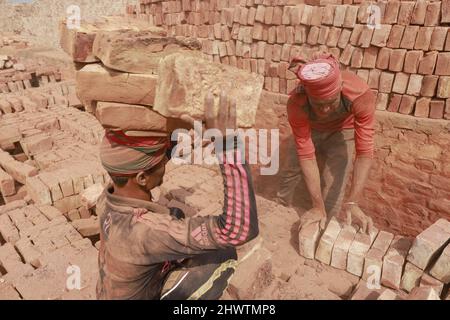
[298,216,450,300]
[124,0,450,119]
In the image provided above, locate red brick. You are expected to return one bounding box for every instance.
[294,25,307,44]
[307,26,320,45]
[383,1,401,24]
[398,95,416,115]
[281,44,291,62]
[322,4,336,25]
[420,75,439,97]
[429,100,445,119]
[290,5,305,25]
[397,1,416,25]
[318,26,331,45]
[326,27,342,47]
[358,26,374,48]
[424,2,441,26]
[379,72,395,93]
[301,5,313,25]
[264,6,274,24]
[389,49,407,72]
[418,51,438,75]
[350,24,364,46]
[445,99,450,119]
[268,63,278,77]
[406,74,423,96]
[255,5,265,23]
[268,26,276,44]
[414,27,434,51]
[340,44,355,66]
[239,7,249,25]
[368,69,381,90]
[387,25,405,49]
[430,27,448,51]
[404,51,424,74]
[278,61,289,78]
[264,44,273,62]
[362,47,378,69]
[376,93,389,110]
[272,44,282,62]
[329,47,341,60]
[311,6,324,26]
[276,25,286,44]
[414,97,431,118]
[337,28,351,49]
[343,5,358,28]
[411,0,428,25]
[400,26,419,50]
[376,47,392,70]
[248,7,256,25]
[392,72,409,94]
[333,5,347,27]
[286,26,294,44]
[272,77,280,93]
[443,0,450,23]
[371,25,392,47]
[357,2,370,24]
[436,53,450,76]
[281,6,291,25]
[437,76,450,98]
[252,23,263,40]
[349,48,363,68]
[387,94,402,112]
[272,6,283,25]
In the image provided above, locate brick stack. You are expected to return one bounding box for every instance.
[126,0,450,120]
[298,216,450,299]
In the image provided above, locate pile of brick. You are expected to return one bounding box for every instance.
[0,200,98,300]
[0,57,62,94]
[0,33,28,50]
[298,216,450,299]
[126,0,450,120]
[60,13,265,129]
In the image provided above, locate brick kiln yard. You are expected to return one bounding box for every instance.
[0,0,450,300]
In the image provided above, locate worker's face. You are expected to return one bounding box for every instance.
[309,91,341,119]
[138,156,168,193]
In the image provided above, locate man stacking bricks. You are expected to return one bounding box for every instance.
[279,52,376,234]
[96,93,258,300]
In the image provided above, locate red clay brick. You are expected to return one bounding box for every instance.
[290,5,305,25]
[357,26,374,48]
[443,0,450,23]
[322,4,336,25]
[340,44,355,65]
[351,48,364,68]
[264,6,274,24]
[281,6,291,25]
[445,99,450,119]
[343,5,358,28]
[357,69,369,83]
[276,25,286,43]
[301,4,313,25]
[418,51,438,75]
[429,100,445,119]
[255,5,265,22]
[362,47,378,69]
[383,1,401,24]
[318,26,330,45]
[404,51,424,74]
[428,27,448,51]
[392,72,409,94]
[387,25,405,48]
[368,69,381,90]
[387,94,402,112]
[411,0,428,25]
[436,53,450,76]
[389,49,407,72]
[414,97,431,118]
[376,93,389,110]
[424,2,441,26]
[400,26,419,49]
[406,74,423,96]
[311,6,324,26]
[414,27,434,51]
[437,76,450,98]
[397,1,416,25]
[286,26,294,44]
[398,95,416,115]
[376,47,392,70]
[272,6,283,25]
[337,29,351,48]
[421,75,439,97]
[372,25,392,47]
[379,72,395,93]
[333,5,347,27]
[326,27,342,47]
[350,24,364,46]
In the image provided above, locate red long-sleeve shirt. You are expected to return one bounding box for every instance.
[287,71,376,161]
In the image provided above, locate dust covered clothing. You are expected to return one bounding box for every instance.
[96,148,258,300]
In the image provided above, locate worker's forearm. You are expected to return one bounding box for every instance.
[347,156,373,203]
[299,159,325,210]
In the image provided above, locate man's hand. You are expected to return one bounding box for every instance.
[299,207,327,232]
[344,203,374,234]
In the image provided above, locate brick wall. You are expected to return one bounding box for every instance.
[129,0,450,120]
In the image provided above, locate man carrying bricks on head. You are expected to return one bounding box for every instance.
[279,52,375,235]
[96,93,258,300]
